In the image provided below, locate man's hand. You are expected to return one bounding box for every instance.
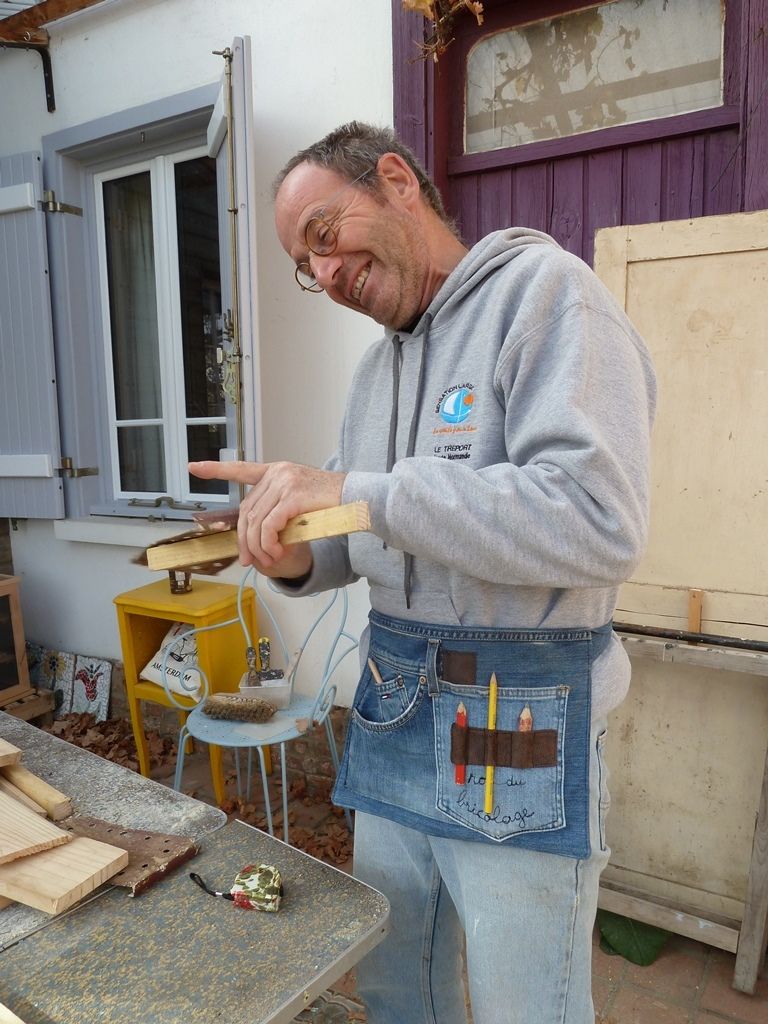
[189,460,346,576]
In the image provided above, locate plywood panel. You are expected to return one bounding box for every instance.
[604,656,768,918]
[626,247,767,596]
[596,211,768,630]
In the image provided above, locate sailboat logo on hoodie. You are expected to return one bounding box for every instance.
[437,384,475,424]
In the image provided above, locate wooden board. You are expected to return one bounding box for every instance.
[63,817,198,896]
[0,763,73,819]
[0,835,129,914]
[0,790,72,864]
[0,776,46,816]
[0,739,21,767]
[0,1001,27,1024]
[146,501,371,571]
[594,212,768,614]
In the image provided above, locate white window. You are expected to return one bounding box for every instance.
[94,149,228,505]
[0,38,260,524]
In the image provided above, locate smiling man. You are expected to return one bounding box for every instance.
[190,122,656,1024]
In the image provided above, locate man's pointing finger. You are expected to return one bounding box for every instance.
[188,461,268,484]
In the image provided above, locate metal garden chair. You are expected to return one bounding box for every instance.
[163,573,357,843]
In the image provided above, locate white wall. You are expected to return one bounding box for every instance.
[2,0,393,702]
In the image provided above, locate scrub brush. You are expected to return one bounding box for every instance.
[202,693,276,723]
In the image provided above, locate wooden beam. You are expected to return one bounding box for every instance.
[732,737,768,993]
[0,25,48,44]
[598,883,739,954]
[0,0,105,35]
[146,502,371,572]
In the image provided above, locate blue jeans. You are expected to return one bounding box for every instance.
[353,720,611,1024]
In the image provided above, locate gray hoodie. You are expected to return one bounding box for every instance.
[290,228,656,717]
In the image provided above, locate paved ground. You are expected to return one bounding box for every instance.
[155,748,768,1024]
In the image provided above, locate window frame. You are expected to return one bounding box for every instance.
[408,0,743,183]
[40,85,239,522]
[93,146,228,507]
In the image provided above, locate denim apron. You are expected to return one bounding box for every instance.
[333,612,613,859]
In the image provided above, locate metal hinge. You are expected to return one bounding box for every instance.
[38,190,83,217]
[56,457,98,479]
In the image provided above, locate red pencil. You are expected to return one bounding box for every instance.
[455,701,467,785]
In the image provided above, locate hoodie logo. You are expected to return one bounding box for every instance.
[437,384,474,424]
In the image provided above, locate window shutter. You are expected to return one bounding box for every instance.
[0,152,65,518]
[208,36,261,466]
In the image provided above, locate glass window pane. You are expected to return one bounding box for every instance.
[465,0,724,154]
[175,157,224,420]
[187,423,228,495]
[117,425,165,493]
[103,172,162,419]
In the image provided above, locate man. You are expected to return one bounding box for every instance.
[191,122,656,1024]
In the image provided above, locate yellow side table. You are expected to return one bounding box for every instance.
[114,578,258,805]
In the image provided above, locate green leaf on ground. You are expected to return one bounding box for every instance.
[596,909,672,966]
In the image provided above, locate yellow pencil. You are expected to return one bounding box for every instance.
[484,672,498,815]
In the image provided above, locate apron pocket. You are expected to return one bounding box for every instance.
[352,655,425,732]
[435,682,569,842]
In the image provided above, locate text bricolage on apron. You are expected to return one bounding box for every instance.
[333,612,613,858]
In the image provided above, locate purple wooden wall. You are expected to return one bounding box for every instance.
[392,0,768,267]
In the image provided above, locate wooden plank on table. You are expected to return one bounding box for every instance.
[0,791,72,865]
[146,501,371,571]
[0,763,73,820]
[0,835,129,914]
[0,739,21,767]
[0,777,46,816]
[0,1001,27,1024]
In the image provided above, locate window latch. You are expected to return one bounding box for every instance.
[128,495,206,511]
[38,189,83,217]
[56,457,98,478]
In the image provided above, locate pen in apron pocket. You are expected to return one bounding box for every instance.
[484,673,498,815]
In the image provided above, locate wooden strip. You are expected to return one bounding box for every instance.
[0,791,72,865]
[0,777,46,816]
[0,836,128,915]
[146,502,371,571]
[279,502,370,545]
[0,739,21,768]
[624,210,768,261]
[0,895,14,910]
[598,884,738,953]
[0,764,73,820]
[688,589,704,633]
[732,736,768,994]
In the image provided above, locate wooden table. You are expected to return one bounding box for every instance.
[0,716,389,1023]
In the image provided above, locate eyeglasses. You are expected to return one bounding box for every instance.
[295,168,373,293]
